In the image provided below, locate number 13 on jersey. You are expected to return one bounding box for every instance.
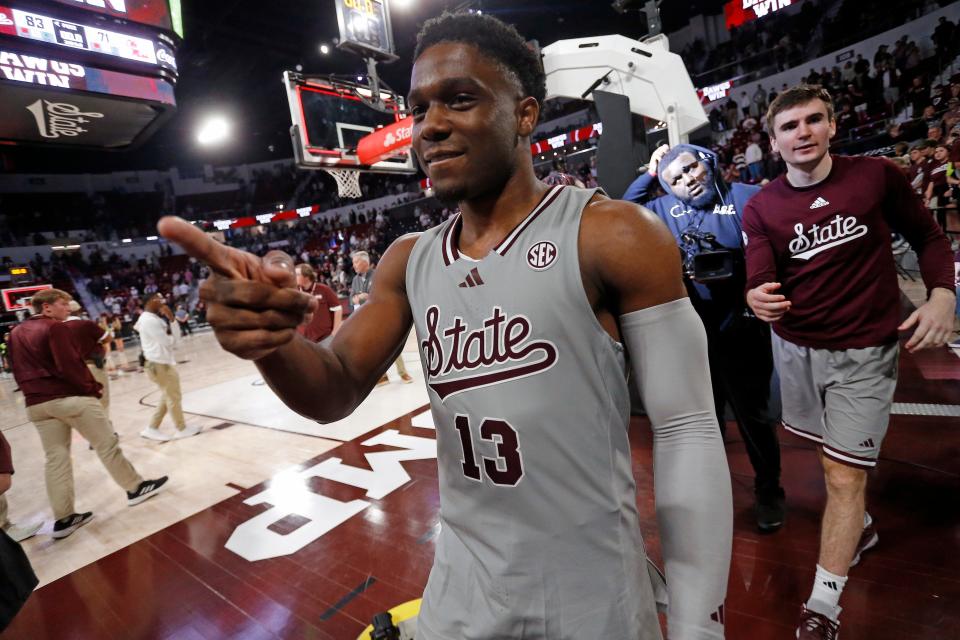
[453,415,524,486]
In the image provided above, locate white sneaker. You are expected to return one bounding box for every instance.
[5,521,43,542]
[173,425,202,439]
[140,427,172,442]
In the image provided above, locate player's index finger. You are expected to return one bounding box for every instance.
[157,216,241,278]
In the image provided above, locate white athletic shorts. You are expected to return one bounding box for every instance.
[772,333,899,469]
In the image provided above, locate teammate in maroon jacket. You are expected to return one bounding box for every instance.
[9,289,168,539]
[743,86,955,640]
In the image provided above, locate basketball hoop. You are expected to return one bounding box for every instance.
[323,167,363,199]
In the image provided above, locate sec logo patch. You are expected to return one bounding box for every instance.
[527,241,558,270]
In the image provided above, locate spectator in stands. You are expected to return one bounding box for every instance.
[350,251,412,385]
[174,305,192,337]
[878,60,900,105]
[909,141,931,195]
[835,101,859,138]
[873,44,892,68]
[907,76,929,117]
[194,300,207,326]
[110,315,127,370]
[295,264,342,343]
[944,99,960,132]
[9,289,167,539]
[904,40,923,72]
[948,124,960,163]
[738,90,752,117]
[933,16,956,59]
[752,85,767,118]
[135,293,199,441]
[745,135,764,182]
[0,332,11,378]
[929,124,944,144]
[925,144,957,209]
[725,99,739,130]
[733,146,748,183]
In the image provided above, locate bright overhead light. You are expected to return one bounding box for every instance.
[197,116,231,146]
[391,0,413,7]
[319,44,330,55]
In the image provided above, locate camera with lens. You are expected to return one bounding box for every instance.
[370,612,401,640]
[680,230,736,283]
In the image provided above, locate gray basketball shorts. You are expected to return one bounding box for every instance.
[771,333,899,469]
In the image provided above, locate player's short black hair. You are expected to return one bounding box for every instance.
[413,12,546,108]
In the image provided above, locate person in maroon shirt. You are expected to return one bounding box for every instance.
[907,143,930,195]
[9,289,168,540]
[295,264,342,343]
[64,301,113,417]
[744,86,956,639]
[924,144,958,210]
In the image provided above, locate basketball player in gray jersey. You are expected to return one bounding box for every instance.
[160,12,732,639]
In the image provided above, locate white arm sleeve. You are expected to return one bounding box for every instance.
[621,298,732,640]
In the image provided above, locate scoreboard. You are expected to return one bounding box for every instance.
[333,0,396,62]
[0,0,179,149]
[46,0,181,36]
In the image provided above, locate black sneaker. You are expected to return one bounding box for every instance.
[755,486,786,533]
[52,512,94,539]
[127,476,169,506]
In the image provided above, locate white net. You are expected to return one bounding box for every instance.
[323,167,363,199]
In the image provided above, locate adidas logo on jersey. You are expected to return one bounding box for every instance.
[710,604,725,625]
[809,196,830,209]
[457,267,485,288]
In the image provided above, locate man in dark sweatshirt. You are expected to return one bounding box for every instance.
[623,143,785,532]
[9,289,167,539]
[744,85,955,639]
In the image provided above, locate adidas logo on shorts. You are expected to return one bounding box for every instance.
[859,438,875,448]
[809,196,830,209]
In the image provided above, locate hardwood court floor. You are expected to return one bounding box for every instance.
[1,296,958,639]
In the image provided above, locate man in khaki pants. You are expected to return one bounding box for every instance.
[9,289,168,539]
[135,293,200,440]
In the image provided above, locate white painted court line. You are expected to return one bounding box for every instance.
[891,403,960,417]
[174,358,430,441]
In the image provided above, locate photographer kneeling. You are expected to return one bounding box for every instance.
[624,144,786,532]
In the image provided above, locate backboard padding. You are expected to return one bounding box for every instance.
[284,71,414,174]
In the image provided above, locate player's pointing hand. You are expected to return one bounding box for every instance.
[157,216,317,361]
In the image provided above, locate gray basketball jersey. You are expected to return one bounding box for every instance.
[406,185,661,639]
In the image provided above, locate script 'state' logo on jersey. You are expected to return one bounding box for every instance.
[526,241,557,270]
[788,214,867,260]
[421,305,557,401]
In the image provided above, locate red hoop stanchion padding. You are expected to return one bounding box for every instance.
[356,116,414,166]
